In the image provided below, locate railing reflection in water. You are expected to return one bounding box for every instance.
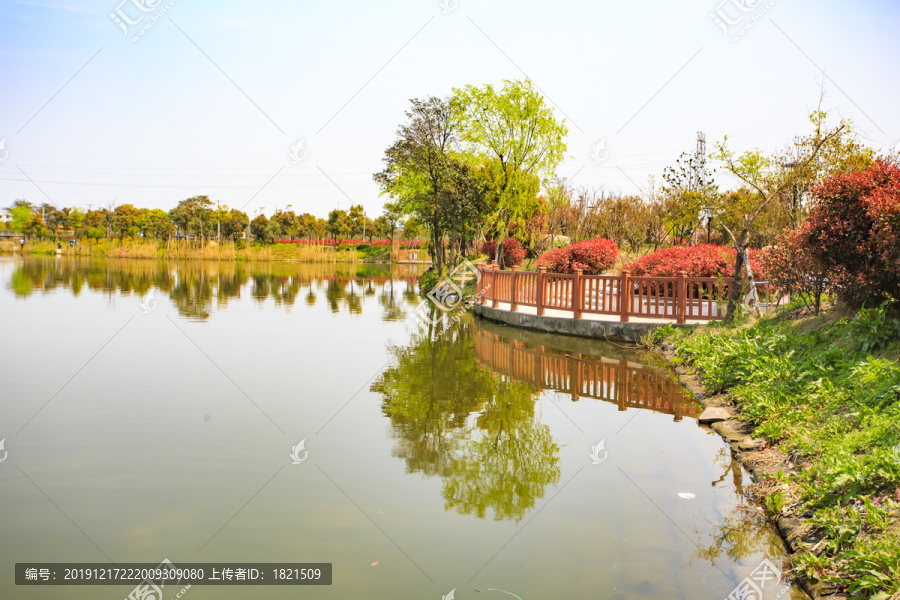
[474,328,700,421]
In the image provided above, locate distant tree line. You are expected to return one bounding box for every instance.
[2,195,411,245]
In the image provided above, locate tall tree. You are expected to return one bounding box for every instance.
[375,96,457,273]
[452,79,567,266]
[713,109,859,320]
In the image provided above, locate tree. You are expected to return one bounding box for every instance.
[662,151,717,244]
[713,109,856,320]
[22,214,49,239]
[169,195,214,240]
[326,209,351,242]
[453,79,567,266]
[348,204,367,239]
[382,201,403,245]
[250,214,269,241]
[9,205,32,233]
[112,204,141,239]
[219,208,249,239]
[264,219,282,242]
[272,209,298,240]
[402,216,421,241]
[297,212,318,241]
[375,96,457,273]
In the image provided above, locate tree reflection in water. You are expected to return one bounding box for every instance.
[372,312,561,523]
[7,257,423,321]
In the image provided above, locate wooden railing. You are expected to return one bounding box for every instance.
[478,262,745,323]
[474,329,700,420]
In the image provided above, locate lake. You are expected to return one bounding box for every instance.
[0,256,802,599]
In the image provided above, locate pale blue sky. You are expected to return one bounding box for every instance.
[1,0,897,218]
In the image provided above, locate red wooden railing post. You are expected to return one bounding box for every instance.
[620,270,631,322]
[536,266,546,316]
[491,261,499,308]
[677,270,687,324]
[573,269,583,319]
[571,352,582,400]
[617,358,628,411]
[510,265,519,312]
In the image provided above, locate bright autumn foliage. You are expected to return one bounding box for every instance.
[625,244,765,279]
[536,238,619,275]
[805,158,900,306]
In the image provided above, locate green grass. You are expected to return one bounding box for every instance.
[672,303,900,597]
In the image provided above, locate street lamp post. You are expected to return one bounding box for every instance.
[700,206,719,244]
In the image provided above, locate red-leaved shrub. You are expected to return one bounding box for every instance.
[805,158,900,306]
[759,224,830,313]
[480,237,526,267]
[536,238,619,274]
[625,244,765,279]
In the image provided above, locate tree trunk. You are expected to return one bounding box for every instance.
[723,216,760,322]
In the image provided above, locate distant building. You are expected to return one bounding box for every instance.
[0,209,11,224]
[396,247,429,263]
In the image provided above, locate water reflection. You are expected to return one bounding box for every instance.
[695,446,786,568]
[7,257,424,321]
[473,320,701,420]
[372,312,705,523]
[372,314,561,523]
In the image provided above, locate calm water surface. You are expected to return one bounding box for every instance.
[0,256,802,599]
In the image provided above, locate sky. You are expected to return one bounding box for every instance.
[0,0,898,219]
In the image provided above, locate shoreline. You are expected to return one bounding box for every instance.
[661,347,822,599]
[0,240,395,263]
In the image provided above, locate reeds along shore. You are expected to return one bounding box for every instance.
[0,239,376,262]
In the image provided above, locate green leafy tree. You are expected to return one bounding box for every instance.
[326,209,351,242]
[348,204,367,239]
[250,214,269,241]
[453,79,567,265]
[169,195,214,240]
[9,205,32,233]
[219,208,249,239]
[381,201,403,245]
[713,109,858,320]
[22,214,49,239]
[375,96,457,272]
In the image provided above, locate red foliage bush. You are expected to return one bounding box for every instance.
[536,238,619,274]
[625,244,765,279]
[273,238,425,247]
[759,224,830,313]
[480,238,526,267]
[805,158,900,306]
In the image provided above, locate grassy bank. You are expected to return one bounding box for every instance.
[659,304,900,597]
[0,239,391,263]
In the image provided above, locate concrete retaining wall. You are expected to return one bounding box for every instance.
[472,303,696,343]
